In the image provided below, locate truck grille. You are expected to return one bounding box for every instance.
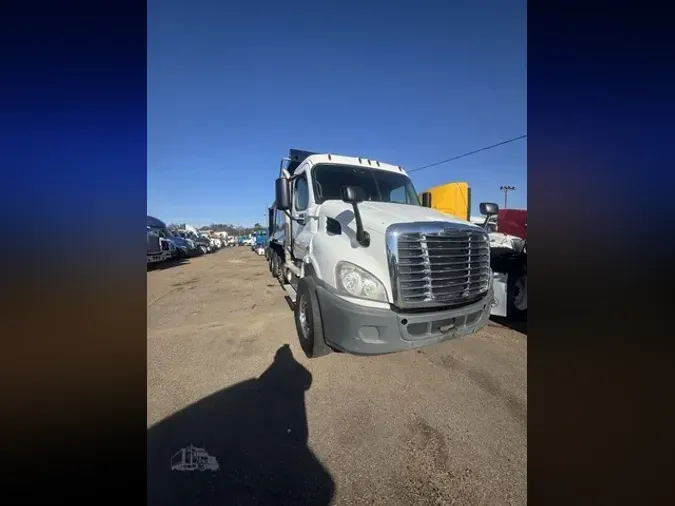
[147,234,161,253]
[386,223,490,309]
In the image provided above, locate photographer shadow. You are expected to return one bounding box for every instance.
[147,344,335,506]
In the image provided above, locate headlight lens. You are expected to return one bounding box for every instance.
[335,261,387,302]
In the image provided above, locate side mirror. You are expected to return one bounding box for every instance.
[341,185,365,204]
[421,192,432,208]
[479,202,499,217]
[275,178,291,211]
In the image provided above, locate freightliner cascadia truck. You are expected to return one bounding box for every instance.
[268,149,494,358]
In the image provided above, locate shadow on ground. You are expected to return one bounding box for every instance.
[489,315,527,335]
[148,258,191,271]
[147,344,335,506]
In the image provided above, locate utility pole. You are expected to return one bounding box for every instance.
[500,185,516,209]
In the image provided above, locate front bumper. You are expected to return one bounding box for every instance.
[316,285,492,356]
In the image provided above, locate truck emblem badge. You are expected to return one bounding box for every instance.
[170,444,220,472]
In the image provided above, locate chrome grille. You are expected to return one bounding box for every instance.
[386,222,490,309]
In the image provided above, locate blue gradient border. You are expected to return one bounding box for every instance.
[0,0,669,502]
[528,3,669,503]
[1,1,146,500]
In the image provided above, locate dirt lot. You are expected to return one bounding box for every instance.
[147,247,527,506]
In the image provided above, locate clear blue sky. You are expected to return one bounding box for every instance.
[147,0,526,227]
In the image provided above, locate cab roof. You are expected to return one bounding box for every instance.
[284,149,406,176]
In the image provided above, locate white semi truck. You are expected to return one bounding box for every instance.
[147,215,173,265]
[267,149,494,358]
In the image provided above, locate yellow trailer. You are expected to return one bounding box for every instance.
[419,182,471,221]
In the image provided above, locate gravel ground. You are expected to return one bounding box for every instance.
[147,247,527,506]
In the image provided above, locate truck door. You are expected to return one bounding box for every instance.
[291,173,311,260]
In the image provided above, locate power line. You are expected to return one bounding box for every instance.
[407,134,527,173]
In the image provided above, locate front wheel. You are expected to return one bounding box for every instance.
[199,245,207,255]
[294,277,331,358]
[271,254,278,277]
[507,270,527,321]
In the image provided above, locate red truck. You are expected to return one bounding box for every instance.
[496,209,527,240]
[480,204,527,321]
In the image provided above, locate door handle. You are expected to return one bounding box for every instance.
[296,215,306,225]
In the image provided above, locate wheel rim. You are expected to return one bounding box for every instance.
[298,294,311,341]
[513,275,527,311]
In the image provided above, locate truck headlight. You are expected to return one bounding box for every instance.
[335,261,387,302]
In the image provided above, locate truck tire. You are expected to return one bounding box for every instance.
[294,277,331,358]
[507,267,527,321]
[274,255,289,285]
[273,254,282,280]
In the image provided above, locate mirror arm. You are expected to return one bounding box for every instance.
[351,203,370,247]
[284,210,305,224]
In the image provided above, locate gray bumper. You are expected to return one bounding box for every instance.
[316,286,492,356]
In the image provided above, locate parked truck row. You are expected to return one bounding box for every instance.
[264,149,500,359]
[147,216,229,267]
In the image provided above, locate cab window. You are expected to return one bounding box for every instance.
[294,176,309,211]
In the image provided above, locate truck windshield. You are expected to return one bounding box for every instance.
[148,226,173,238]
[312,164,420,206]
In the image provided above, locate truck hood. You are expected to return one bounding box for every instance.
[168,237,189,247]
[318,201,474,234]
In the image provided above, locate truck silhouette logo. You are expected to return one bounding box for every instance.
[170,444,220,471]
